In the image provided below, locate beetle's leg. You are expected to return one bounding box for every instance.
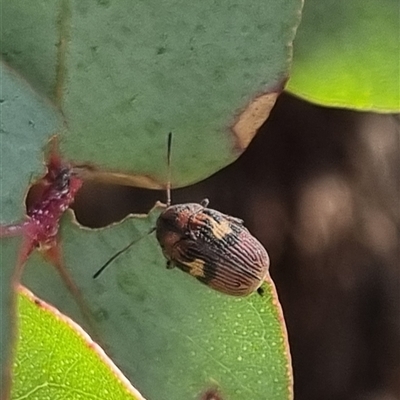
[200,198,209,207]
[166,260,175,269]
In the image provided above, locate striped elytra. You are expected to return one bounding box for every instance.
[156,201,270,296]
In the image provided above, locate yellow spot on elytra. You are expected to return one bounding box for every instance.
[210,218,232,240]
[186,259,206,278]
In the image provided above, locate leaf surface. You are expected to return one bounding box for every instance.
[20,210,292,400]
[288,0,400,111]
[2,0,303,186]
[0,62,62,398]
[0,1,301,398]
[12,286,146,400]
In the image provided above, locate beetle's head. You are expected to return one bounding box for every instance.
[156,203,203,256]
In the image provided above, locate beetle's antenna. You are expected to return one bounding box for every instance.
[166,132,172,206]
[93,227,156,279]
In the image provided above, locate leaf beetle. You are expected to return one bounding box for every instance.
[94,133,270,296]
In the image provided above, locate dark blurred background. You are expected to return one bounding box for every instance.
[73,93,400,400]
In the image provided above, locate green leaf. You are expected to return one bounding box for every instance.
[0,62,63,223]
[0,237,20,399]
[12,286,146,400]
[21,210,292,400]
[287,0,400,112]
[1,2,298,398]
[2,0,303,186]
[0,62,63,398]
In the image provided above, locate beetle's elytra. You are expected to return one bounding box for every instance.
[156,200,269,296]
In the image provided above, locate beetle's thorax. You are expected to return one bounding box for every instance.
[156,203,203,257]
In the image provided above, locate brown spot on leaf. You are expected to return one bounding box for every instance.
[199,386,224,400]
[34,298,42,307]
[232,92,279,151]
[73,165,164,189]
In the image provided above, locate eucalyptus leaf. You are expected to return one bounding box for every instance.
[12,286,146,400]
[2,0,303,186]
[0,62,62,398]
[21,210,292,400]
[288,0,400,111]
